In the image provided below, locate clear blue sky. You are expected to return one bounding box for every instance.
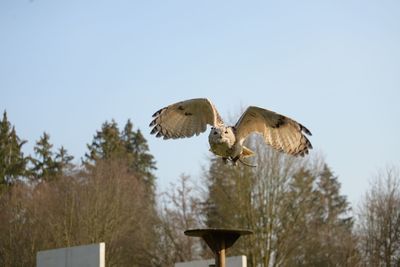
[1,0,399,206]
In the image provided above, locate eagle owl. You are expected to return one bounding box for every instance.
[150,98,312,166]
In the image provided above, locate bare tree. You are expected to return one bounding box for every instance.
[0,159,159,267]
[203,136,304,266]
[203,136,358,267]
[357,166,400,267]
[156,174,204,266]
[0,183,44,266]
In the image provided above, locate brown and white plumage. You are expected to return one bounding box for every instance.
[150,98,223,139]
[235,106,312,156]
[150,98,312,165]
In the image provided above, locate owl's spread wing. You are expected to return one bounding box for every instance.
[235,106,312,156]
[150,98,224,139]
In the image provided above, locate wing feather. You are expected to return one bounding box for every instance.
[150,98,224,139]
[235,106,312,156]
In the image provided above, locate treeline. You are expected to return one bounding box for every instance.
[1,110,400,266]
[0,111,160,266]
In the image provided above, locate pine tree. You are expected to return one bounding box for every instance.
[85,119,156,188]
[281,165,357,266]
[203,155,253,227]
[281,168,323,266]
[315,164,357,266]
[122,120,156,187]
[318,164,351,224]
[54,146,74,173]
[0,111,28,190]
[85,120,125,163]
[202,138,359,266]
[31,132,58,181]
[83,119,160,264]
[204,157,238,228]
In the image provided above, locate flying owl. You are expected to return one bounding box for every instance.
[150,98,312,166]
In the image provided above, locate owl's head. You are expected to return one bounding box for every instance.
[209,126,235,144]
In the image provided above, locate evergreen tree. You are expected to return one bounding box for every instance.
[315,164,357,266]
[122,120,156,186]
[203,137,359,266]
[281,168,323,266]
[31,132,58,181]
[85,119,156,188]
[83,119,160,264]
[0,111,28,190]
[85,120,125,163]
[318,164,351,224]
[204,157,238,228]
[203,156,254,229]
[281,165,357,266]
[54,146,74,173]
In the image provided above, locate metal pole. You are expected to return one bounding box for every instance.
[215,239,225,267]
[215,248,225,267]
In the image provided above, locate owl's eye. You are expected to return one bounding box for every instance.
[224,131,228,134]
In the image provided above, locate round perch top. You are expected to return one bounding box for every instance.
[185,228,253,237]
[184,228,253,251]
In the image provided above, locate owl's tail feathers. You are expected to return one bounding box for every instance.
[241,146,254,158]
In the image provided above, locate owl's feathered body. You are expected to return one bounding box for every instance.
[208,126,237,157]
[207,125,255,165]
[150,98,312,166]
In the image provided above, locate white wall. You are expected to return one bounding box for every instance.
[36,243,105,267]
[175,255,246,267]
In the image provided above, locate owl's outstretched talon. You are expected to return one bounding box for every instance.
[232,156,240,166]
[238,158,257,168]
